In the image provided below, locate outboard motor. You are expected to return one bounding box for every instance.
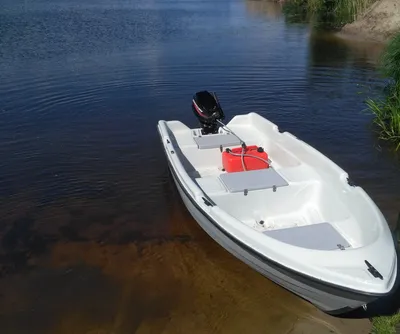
[192,91,225,134]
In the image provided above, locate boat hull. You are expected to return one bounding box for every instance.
[168,167,379,314]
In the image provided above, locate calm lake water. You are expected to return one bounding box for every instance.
[0,0,399,333]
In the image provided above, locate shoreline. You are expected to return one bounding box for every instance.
[339,0,400,43]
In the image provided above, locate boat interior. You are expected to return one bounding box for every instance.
[161,114,381,251]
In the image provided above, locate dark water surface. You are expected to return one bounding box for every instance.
[0,0,399,333]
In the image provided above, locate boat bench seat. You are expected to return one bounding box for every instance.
[195,168,289,195]
[263,223,351,250]
[219,168,289,193]
[193,133,241,149]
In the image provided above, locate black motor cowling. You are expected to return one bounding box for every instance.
[192,91,225,134]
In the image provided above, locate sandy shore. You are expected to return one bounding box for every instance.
[339,0,400,43]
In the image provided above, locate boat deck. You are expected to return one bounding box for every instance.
[161,114,384,251]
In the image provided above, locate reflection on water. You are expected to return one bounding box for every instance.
[0,0,398,332]
[245,0,283,20]
[308,32,384,69]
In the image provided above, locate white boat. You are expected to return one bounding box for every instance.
[157,91,398,314]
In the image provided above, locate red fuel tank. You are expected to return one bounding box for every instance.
[222,145,269,173]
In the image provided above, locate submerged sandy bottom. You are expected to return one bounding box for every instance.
[0,242,372,334]
[0,194,372,334]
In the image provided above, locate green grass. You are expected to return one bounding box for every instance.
[334,0,374,21]
[366,93,400,150]
[282,0,375,30]
[371,312,400,334]
[307,0,324,13]
[381,34,400,84]
[366,34,400,150]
